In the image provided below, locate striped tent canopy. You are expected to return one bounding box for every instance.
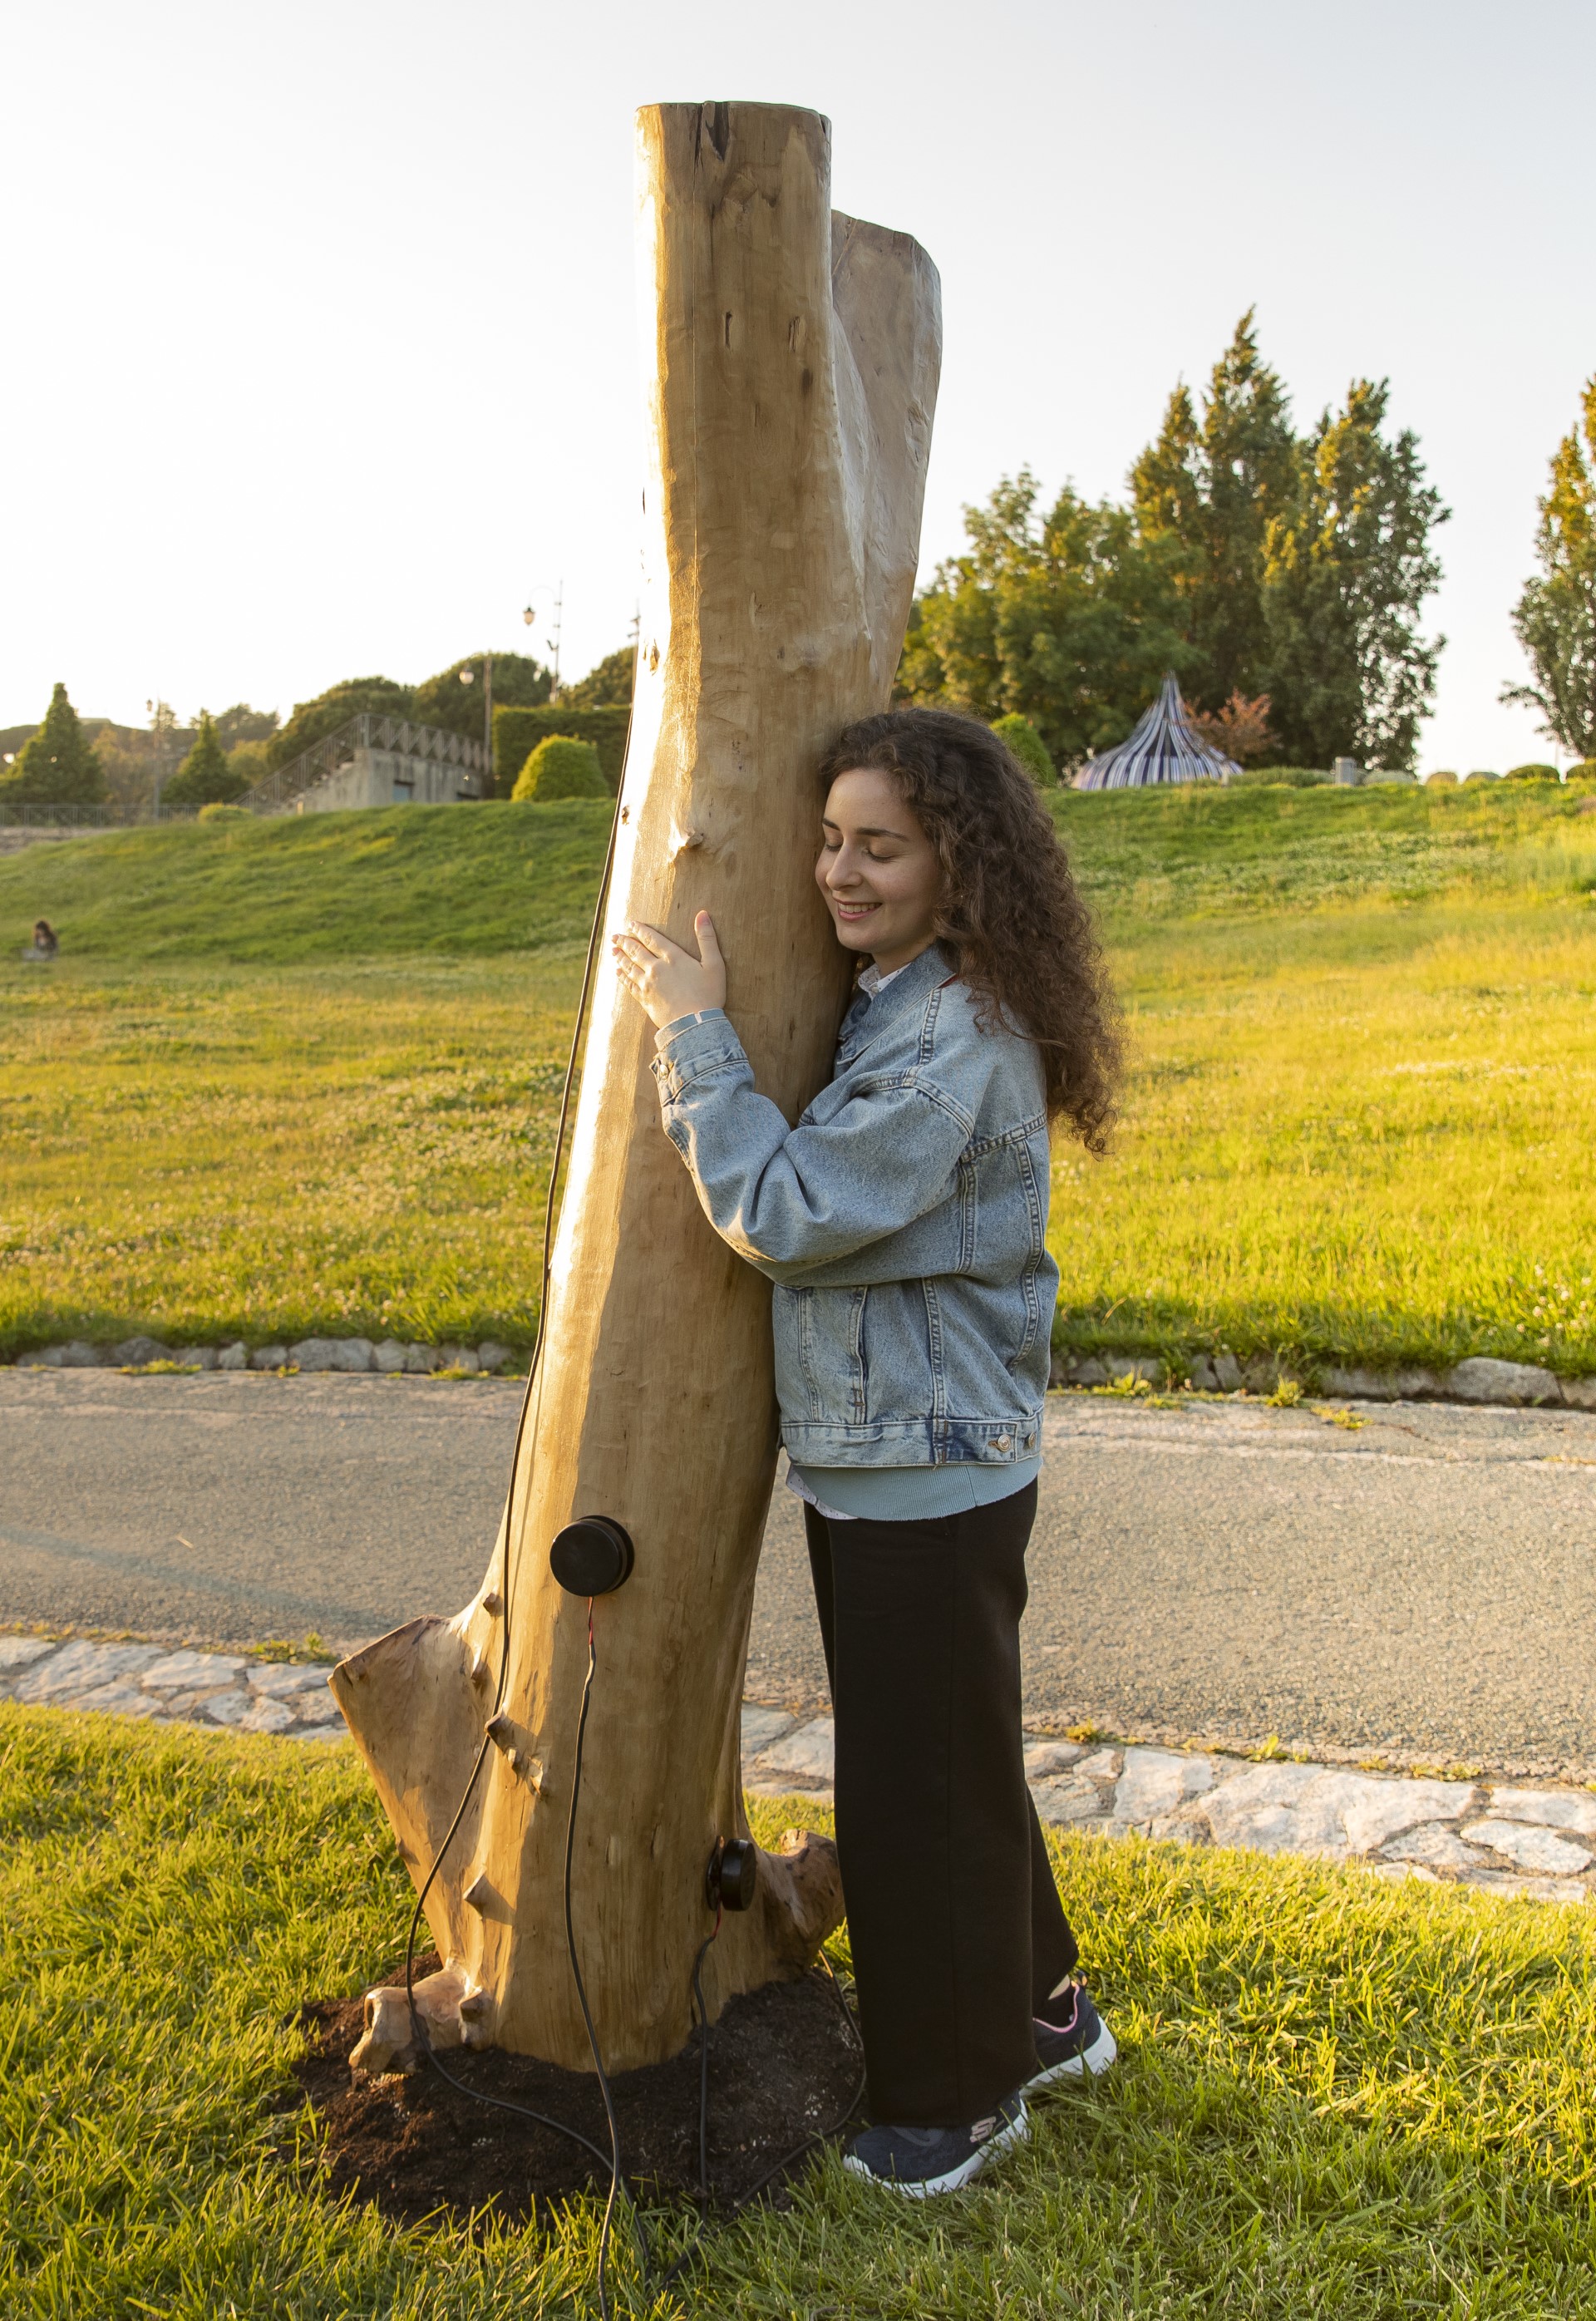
[1075,673,1239,789]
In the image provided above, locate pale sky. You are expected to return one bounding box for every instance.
[3,0,1592,771]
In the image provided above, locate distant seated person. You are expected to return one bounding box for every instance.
[25,918,59,961]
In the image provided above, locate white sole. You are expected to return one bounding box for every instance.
[1026,2017,1117,2092]
[843,2102,1030,2197]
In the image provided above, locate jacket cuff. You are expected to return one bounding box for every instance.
[653,1008,727,1050]
[649,1010,743,1100]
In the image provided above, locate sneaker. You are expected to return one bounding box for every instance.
[843,2091,1029,2196]
[1026,1982,1116,2092]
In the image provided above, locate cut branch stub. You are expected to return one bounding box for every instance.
[335,100,939,2072]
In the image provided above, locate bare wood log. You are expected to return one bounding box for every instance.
[334,99,939,2073]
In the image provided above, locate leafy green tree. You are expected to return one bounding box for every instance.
[1261,380,1447,770]
[1130,311,1299,712]
[511,735,608,801]
[0,683,106,806]
[562,646,637,708]
[268,677,415,771]
[212,704,278,749]
[991,712,1055,785]
[1500,377,1596,759]
[898,471,1191,767]
[413,652,552,737]
[165,712,248,806]
[224,740,273,790]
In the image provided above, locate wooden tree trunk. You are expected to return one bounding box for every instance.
[333,99,940,2075]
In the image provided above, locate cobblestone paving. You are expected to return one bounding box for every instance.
[0,1634,345,1739]
[8,1634,1594,1904]
[741,1708,1596,1905]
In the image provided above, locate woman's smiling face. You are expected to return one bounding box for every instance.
[815,766,943,973]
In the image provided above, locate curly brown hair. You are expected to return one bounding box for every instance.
[818,707,1121,1151]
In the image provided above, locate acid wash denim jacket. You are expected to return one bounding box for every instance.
[650,940,1057,1471]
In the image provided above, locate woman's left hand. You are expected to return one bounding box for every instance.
[612,912,727,1030]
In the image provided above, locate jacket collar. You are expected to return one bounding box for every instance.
[835,940,953,1067]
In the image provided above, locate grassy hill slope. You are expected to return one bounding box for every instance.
[3,783,1595,1371]
[3,783,1595,966]
[0,801,613,962]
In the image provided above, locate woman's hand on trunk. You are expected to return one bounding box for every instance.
[613,912,727,1030]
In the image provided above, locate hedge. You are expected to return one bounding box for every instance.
[493,705,629,797]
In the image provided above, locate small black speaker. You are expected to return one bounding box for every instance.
[549,1515,635,1597]
[705,1836,759,1913]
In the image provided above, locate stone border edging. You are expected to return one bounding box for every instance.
[1054,1349,1596,1412]
[0,1634,345,1737]
[8,1334,1596,1412]
[5,1635,1592,1906]
[742,1708,1596,1905]
[9,1335,521,1377]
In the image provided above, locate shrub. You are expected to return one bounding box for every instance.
[1567,760,1596,781]
[495,704,628,796]
[1465,770,1500,782]
[512,736,608,801]
[992,712,1057,786]
[1505,762,1558,781]
[1424,769,1459,784]
[165,713,248,807]
[198,801,250,822]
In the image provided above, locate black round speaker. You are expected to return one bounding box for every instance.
[706,1836,759,1913]
[549,1515,635,1597]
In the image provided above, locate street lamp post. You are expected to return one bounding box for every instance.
[523,581,564,702]
[146,698,170,819]
[458,653,493,794]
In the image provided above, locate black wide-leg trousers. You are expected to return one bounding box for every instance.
[802,1481,1078,2126]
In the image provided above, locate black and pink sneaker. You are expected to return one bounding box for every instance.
[1026,1983,1117,2092]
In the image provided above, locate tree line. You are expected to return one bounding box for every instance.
[12,324,1596,807]
[898,313,1451,774]
[0,648,636,811]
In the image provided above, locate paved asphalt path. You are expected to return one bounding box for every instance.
[4,1371,1595,1774]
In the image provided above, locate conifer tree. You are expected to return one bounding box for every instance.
[164,712,247,806]
[1130,311,1299,712]
[1500,376,1596,759]
[1262,380,1446,770]
[0,683,106,806]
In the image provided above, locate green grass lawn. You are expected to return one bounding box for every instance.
[0,956,579,1356]
[5,1703,1596,2318]
[2,786,1595,1372]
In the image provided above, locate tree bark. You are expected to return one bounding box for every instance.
[333,99,940,2073]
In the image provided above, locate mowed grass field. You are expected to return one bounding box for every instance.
[2,784,1596,1372]
[7,1703,1596,2319]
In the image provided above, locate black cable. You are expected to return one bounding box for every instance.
[689,1912,723,2209]
[563,1598,643,2321]
[655,1949,868,2297]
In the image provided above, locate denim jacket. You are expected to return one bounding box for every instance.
[650,942,1056,1469]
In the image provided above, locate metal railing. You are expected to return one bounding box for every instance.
[239,715,490,816]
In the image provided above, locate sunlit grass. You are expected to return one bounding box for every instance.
[1052,894,1596,1375]
[2,786,1596,1371]
[5,1703,1596,2318]
[0,955,580,1357]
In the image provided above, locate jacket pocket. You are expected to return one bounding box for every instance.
[788,1284,869,1425]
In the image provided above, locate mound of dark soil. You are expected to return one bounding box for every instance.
[291,1954,864,2228]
